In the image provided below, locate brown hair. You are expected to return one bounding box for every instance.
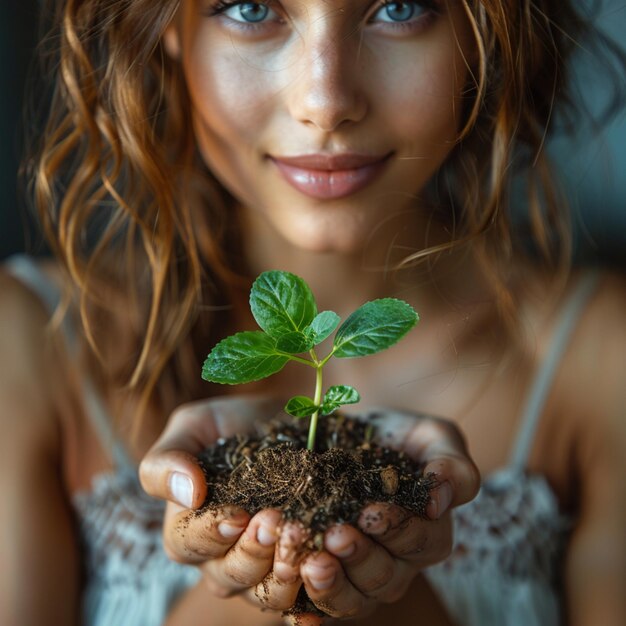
[28,0,246,421]
[26,0,622,421]
[399,0,624,321]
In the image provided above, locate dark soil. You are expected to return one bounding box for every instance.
[196,413,436,618]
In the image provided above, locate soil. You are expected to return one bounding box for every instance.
[196,413,435,618]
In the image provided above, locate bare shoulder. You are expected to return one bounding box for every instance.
[0,264,82,625]
[0,264,63,452]
[564,270,625,414]
[556,271,626,626]
[519,268,625,507]
[553,269,626,487]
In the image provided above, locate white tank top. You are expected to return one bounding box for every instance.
[5,254,598,626]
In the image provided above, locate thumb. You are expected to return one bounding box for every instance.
[139,402,218,509]
[404,416,481,519]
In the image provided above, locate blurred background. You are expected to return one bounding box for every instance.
[1,1,624,265]
[0,1,41,260]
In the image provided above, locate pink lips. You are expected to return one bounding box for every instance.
[270,153,391,200]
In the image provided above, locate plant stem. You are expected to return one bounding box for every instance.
[307,363,324,451]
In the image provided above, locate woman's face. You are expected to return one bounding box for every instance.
[165,0,475,253]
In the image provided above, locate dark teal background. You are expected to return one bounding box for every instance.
[1,2,624,264]
[0,2,41,259]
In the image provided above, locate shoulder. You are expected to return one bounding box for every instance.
[558,272,626,624]
[0,263,83,624]
[519,268,625,506]
[559,269,625,418]
[548,269,626,500]
[0,262,64,455]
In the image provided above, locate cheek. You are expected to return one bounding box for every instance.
[186,50,270,144]
[183,38,281,201]
[378,42,466,147]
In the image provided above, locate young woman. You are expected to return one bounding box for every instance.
[1,1,624,625]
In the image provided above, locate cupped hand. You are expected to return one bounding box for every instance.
[139,400,480,623]
[295,409,480,620]
[139,395,307,614]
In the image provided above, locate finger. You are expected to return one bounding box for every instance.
[404,417,481,518]
[300,551,373,619]
[273,522,310,585]
[139,395,285,509]
[357,503,453,565]
[202,509,282,595]
[163,502,250,564]
[324,524,407,601]
[248,571,303,611]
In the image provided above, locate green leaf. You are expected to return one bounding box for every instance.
[333,298,418,358]
[250,271,317,339]
[276,331,314,354]
[307,311,341,345]
[285,396,319,418]
[320,385,360,415]
[202,331,289,384]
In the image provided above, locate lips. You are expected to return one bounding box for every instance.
[270,152,392,200]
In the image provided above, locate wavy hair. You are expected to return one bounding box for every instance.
[399,0,624,320]
[26,0,623,422]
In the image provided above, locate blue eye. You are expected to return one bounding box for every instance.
[222,2,274,23]
[373,2,426,23]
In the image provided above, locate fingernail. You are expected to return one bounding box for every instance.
[358,505,388,535]
[325,529,355,558]
[218,521,246,539]
[274,561,298,584]
[169,472,194,509]
[303,562,336,591]
[431,481,453,519]
[257,524,277,546]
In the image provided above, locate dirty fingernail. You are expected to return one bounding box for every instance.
[218,521,246,539]
[325,529,355,558]
[303,562,336,591]
[169,472,194,509]
[357,505,387,534]
[274,561,298,584]
[430,481,453,519]
[257,523,278,546]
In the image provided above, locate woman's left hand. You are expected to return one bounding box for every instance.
[286,409,480,621]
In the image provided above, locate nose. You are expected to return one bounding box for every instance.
[287,31,368,132]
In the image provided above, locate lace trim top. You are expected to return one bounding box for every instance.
[72,468,200,626]
[424,469,571,626]
[4,255,598,626]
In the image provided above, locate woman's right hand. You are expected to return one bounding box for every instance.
[139,396,309,615]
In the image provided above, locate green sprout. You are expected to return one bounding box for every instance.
[202,271,419,451]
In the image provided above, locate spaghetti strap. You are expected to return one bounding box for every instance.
[4,254,76,348]
[3,254,136,472]
[509,270,600,471]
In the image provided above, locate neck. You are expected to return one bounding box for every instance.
[239,204,496,319]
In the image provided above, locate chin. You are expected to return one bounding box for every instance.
[276,209,375,255]
[285,234,362,255]
[279,223,368,256]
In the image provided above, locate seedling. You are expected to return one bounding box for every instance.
[202,271,418,451]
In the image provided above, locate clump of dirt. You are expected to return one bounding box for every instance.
[197,412,434,545]
[196,414,435,619]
